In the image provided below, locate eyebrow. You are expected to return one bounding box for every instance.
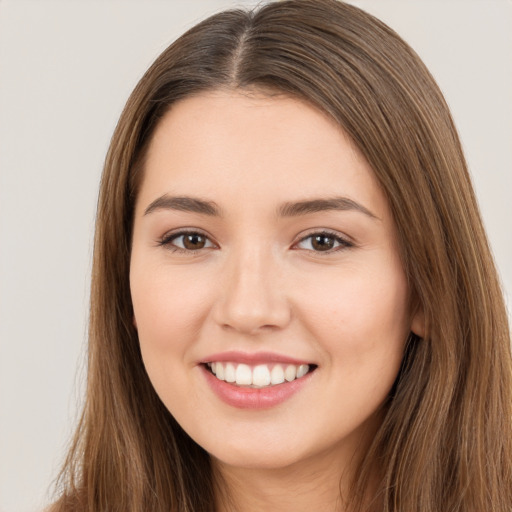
[277,197,379,220]
[144,194,378,220]
[144,195,221,216]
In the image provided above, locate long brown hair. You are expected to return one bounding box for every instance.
[51,1,512,510]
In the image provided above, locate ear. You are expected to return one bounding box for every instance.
[410,303,425,339]
[133,315,138,330]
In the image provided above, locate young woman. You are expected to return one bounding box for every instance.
[50,0,512,510]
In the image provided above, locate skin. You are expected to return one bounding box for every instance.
[130,90,424,511]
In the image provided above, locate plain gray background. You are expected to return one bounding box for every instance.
[1,1,510,510]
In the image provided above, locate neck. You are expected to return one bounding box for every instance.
[212,448,380,512]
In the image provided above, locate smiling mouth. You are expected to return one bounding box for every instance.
[205,362,317,388]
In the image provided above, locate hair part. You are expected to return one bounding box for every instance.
[51,1,512,511]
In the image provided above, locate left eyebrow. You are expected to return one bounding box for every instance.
[277,197,379,220]
[144,195,221,216]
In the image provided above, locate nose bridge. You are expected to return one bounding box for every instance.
[215,240,290,334]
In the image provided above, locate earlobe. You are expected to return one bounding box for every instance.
[411,305,425,339]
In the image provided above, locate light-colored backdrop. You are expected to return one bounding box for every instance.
[1,1,510,511]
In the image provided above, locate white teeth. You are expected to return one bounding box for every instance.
[208,362,311,387]
[224,362,236,383]
[297,364,309,378]
[235,364,252,385]
[252,365,271,387]
[216,363,225,381]
[284,364,297,382]
[270,365,285,385]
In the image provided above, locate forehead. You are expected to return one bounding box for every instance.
[136,89,389,220]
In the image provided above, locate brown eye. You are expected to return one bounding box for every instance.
[161,231,214,252]
[296,231,352,253]
[182,233,207,250]
[311,234,335,251]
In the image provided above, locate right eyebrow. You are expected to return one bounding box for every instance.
[144,195,221,216]
[277,196,379,220]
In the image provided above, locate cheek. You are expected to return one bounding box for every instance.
[296,260,410,372]
[130,261,218,417]
[130,262,212,365]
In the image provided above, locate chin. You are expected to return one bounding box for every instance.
[211,448,305,472]
[202,429,334,473]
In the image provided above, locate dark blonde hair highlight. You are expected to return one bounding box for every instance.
[52,1,512,510]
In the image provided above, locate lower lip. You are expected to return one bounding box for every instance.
[201,365,314,409]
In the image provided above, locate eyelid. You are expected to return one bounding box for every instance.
[156,227,353,254]
[157,228,217,251]
[292,229,354,253]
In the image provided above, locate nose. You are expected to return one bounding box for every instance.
[213,245,291,335]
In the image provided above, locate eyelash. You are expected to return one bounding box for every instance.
[157,230,215,255]
[158,229,353,255]
[294,230,353,254]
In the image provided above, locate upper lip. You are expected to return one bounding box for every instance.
[199,351,314,366]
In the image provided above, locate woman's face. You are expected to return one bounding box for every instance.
[130,90,423,472]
